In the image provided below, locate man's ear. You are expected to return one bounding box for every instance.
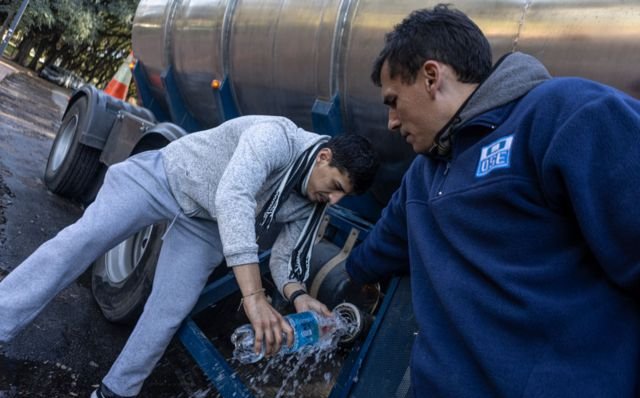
[317,148,333,163]
[421,60,441,96]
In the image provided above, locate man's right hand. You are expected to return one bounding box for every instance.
[241,290,293,356]
[232,263,293,356]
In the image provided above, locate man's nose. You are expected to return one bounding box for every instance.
[388,109,400,131]
[328,192,346,205]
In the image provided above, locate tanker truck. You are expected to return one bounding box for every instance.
[41,0,640,397]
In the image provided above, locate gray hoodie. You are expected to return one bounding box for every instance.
[432,52,551,157]
[161,115,327,294]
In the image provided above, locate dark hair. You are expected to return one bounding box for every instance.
[371,4,492,86]
[322,134,379,195]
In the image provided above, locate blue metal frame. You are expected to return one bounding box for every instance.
[328,277,402,398]
[179,319,254,398]
[336,193,382,223]
[132,60,170,123]
[212,76,240,122]
[325,206,372,248]
[177,251,271,398]
[161,66,202,132]
[312,95,343,137]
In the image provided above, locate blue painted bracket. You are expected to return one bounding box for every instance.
[177,252,271,398]
[312,95,343,137]
[325,206,372,248]
[132,60,170,122]
[161,66,202,132]
[212,77,240,122]
[328,277,402,398]
[335,193,382,223]
[178,319,254,398]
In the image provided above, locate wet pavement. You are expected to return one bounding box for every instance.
[0,59,213,397]
[0,59,351,398]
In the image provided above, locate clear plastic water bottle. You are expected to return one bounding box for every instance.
[231,303,363,364]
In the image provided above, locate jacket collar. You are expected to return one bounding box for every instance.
[426,52,551,160]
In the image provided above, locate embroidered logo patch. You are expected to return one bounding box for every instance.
[476,135,514,177]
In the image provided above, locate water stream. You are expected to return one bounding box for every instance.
[235,315,353,397]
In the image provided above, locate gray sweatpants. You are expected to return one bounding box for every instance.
[0,150,224,396]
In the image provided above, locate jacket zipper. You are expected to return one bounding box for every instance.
[434,120,498,197]
[436,161,451,197]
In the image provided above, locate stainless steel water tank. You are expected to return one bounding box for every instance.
[132,0,640,205]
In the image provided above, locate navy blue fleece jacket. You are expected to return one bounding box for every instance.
[347,53,640,397]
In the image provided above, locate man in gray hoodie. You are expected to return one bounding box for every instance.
[0,115,379,397]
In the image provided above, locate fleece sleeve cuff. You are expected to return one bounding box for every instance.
[225,252,260,267]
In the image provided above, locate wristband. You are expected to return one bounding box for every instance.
[242,288,265,299]
[237,288,266,312]
[287,289,308,304]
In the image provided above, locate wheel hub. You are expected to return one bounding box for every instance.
[49,114,79,173]
[103,225,155,284]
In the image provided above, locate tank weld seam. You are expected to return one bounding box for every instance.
[513,0,534,52]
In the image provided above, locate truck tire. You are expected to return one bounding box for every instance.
[92,223,166,323]
[91,138,172,324]
[44,97,101,198]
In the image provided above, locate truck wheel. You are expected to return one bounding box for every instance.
[44,97,101,198]
[91,138,172,324]
[92,223,166,323]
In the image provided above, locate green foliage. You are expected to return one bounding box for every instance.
[0,1,16,14]
[15,0,53,31]
[9,0,138,87]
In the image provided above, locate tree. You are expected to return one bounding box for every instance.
[0,1,16,38]
[10,0,137,87]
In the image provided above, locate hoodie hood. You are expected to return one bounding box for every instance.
[428,52,551,158]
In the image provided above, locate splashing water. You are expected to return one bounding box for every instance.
[233,311,356,397]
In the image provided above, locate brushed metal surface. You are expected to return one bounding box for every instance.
[516,1,640,98]
[229,0,344,130]
[132,0,181,114]
[172,0,228,127]
[132,0,640,204]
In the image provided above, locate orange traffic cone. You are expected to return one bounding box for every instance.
[104,53,133,100]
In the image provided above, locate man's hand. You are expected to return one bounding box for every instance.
[233,263,293,356]
[283,281,332,316]
[241,291,293,355]
[292,293,332,316]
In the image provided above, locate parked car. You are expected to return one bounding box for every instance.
[39,65,84,90]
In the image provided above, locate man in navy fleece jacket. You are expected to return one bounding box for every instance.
[346,4,640,397]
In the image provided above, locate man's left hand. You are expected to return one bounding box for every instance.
[293,293,332,317]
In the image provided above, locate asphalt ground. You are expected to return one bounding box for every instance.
[0,59,349,398]
[0,58,220,397]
